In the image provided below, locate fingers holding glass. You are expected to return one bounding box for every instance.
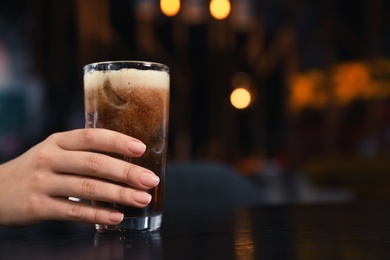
[50,150,159,190]
[41,198,125,225]
[46,174,152,208]
[50,129,147,158]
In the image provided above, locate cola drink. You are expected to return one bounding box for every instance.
[83,61,169,232]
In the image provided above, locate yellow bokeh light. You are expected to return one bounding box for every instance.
[210,0,231,20]
[160,0,180,17]
[230,87,251,109]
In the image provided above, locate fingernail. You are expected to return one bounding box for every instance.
[108,212,124,223]
[133,191,152,205]
[140,171,160,187]
[128,141,146,155]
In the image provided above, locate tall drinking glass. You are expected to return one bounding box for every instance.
[83,61,169,232]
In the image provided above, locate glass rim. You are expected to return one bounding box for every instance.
[83,60,169,73]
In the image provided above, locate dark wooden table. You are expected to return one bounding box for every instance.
[1,200,390,259]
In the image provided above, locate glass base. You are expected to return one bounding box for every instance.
[96,214,162,233]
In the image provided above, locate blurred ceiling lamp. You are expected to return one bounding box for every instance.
[181,0,207,24]
[230,72,252,109]
[230,87,251,109]
[160,0,180,17]
[135,0,158,21]
[210,0,231,20]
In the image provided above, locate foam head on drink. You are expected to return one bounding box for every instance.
[84,66,169,230]
[84,68,169,145]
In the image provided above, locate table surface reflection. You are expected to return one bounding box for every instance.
[2,200,390,259]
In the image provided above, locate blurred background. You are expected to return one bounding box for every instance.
[1,0,390,204]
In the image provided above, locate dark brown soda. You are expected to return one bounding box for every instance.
[85,75,169,218]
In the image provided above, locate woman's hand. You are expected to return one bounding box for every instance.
[0,128,159,227]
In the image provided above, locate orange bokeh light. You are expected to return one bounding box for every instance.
[332,62,378,105]
[160,0,180,17]
[210,0,231,20]
[230,87,251,109]
[289,70,328,112]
